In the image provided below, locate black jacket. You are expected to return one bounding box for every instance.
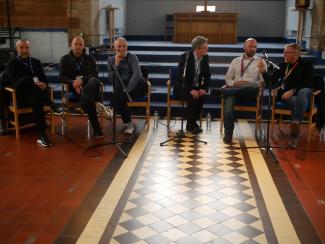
[175,50,211,96]
[59,50,99,85]
[6,56,47,87]
[262,57,313,93]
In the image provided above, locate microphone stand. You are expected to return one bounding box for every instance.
[100,57,133,158]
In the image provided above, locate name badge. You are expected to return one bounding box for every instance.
[33,77,39,83]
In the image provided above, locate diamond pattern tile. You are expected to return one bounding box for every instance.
[110,124,269,243]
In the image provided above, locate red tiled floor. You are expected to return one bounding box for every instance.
[0,116,142,243]
[270,123,325,242]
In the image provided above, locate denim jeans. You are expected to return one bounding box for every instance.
[223,83,259,136]
[283,88,312,122]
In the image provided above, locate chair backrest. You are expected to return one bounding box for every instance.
[169,67,178,86]
[140,66,149,81]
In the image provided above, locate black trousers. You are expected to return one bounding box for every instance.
[76,77,102,132]
[13,76,50,135]
[114,78,147,124]
[186,94,204,126]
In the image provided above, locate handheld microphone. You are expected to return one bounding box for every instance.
[262,50,269,60]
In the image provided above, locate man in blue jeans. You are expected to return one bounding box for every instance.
[258,43,313,147]
[221,38,266,143]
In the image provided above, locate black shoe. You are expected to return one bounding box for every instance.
[186,124,199,134]
[223,134,232,144]
[94,129,104,139]
[210,88,224,97]
[37,134,52,147]
[50,102,64,115]
[193,123,203,133]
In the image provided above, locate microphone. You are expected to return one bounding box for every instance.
[262,50,269,60]
[261,51,280,70]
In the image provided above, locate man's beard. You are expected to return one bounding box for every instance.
[245,51,255,58]
[20,53,29,59]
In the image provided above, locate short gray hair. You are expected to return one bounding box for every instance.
[114,37,128,45]
[16,39,30,47]
[285,43,301,52]
[191,36,208,50]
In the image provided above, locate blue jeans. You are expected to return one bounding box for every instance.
[223,83,259,136]
[283,88,312,122]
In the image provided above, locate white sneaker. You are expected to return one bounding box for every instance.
[124,123,135,134]
[96,102,113,120]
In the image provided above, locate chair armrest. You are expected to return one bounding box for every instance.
[4,87,14,93]
[312,89,321,96]
[271,87,281,97]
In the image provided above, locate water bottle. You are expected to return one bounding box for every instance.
[320,125,325,142]
[206,113,211,130]
[153,111,159,128]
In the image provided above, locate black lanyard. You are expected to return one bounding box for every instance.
[74,57,84,71]
[17,55,34,75]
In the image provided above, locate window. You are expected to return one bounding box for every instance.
[196,5,216,12]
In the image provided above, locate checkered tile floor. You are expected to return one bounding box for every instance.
[110,126,268,243]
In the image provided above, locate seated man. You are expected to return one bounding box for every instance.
[59,36,111,138]
[107,37,147,134]
[6,39,63,147]
[216,38,266,143]
[258,43,313,147]
[174,36,211,134]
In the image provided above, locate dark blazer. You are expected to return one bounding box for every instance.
[176,50,211,94]
[6,56,47,87]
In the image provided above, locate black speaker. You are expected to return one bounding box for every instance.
[295,0,310,9]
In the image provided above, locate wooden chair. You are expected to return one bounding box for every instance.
[126,66,151,128]
[220,84,264,136]
[61,82,104,127]
[271,87,321,142]
[5,87,54,139]
[166,67,202,128]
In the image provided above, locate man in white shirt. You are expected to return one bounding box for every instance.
[221,38,266,143]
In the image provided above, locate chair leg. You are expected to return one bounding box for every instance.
[51,111,55,135]
[167,104,171,128]
[14,111,19,140]
[146,104,150,129]
[220,99,224,134]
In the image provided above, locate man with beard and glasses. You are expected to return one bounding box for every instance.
[212,38,266,144]
[6,39,63,147]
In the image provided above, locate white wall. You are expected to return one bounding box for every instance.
[126,0,286,37]
[0,31,69,64]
